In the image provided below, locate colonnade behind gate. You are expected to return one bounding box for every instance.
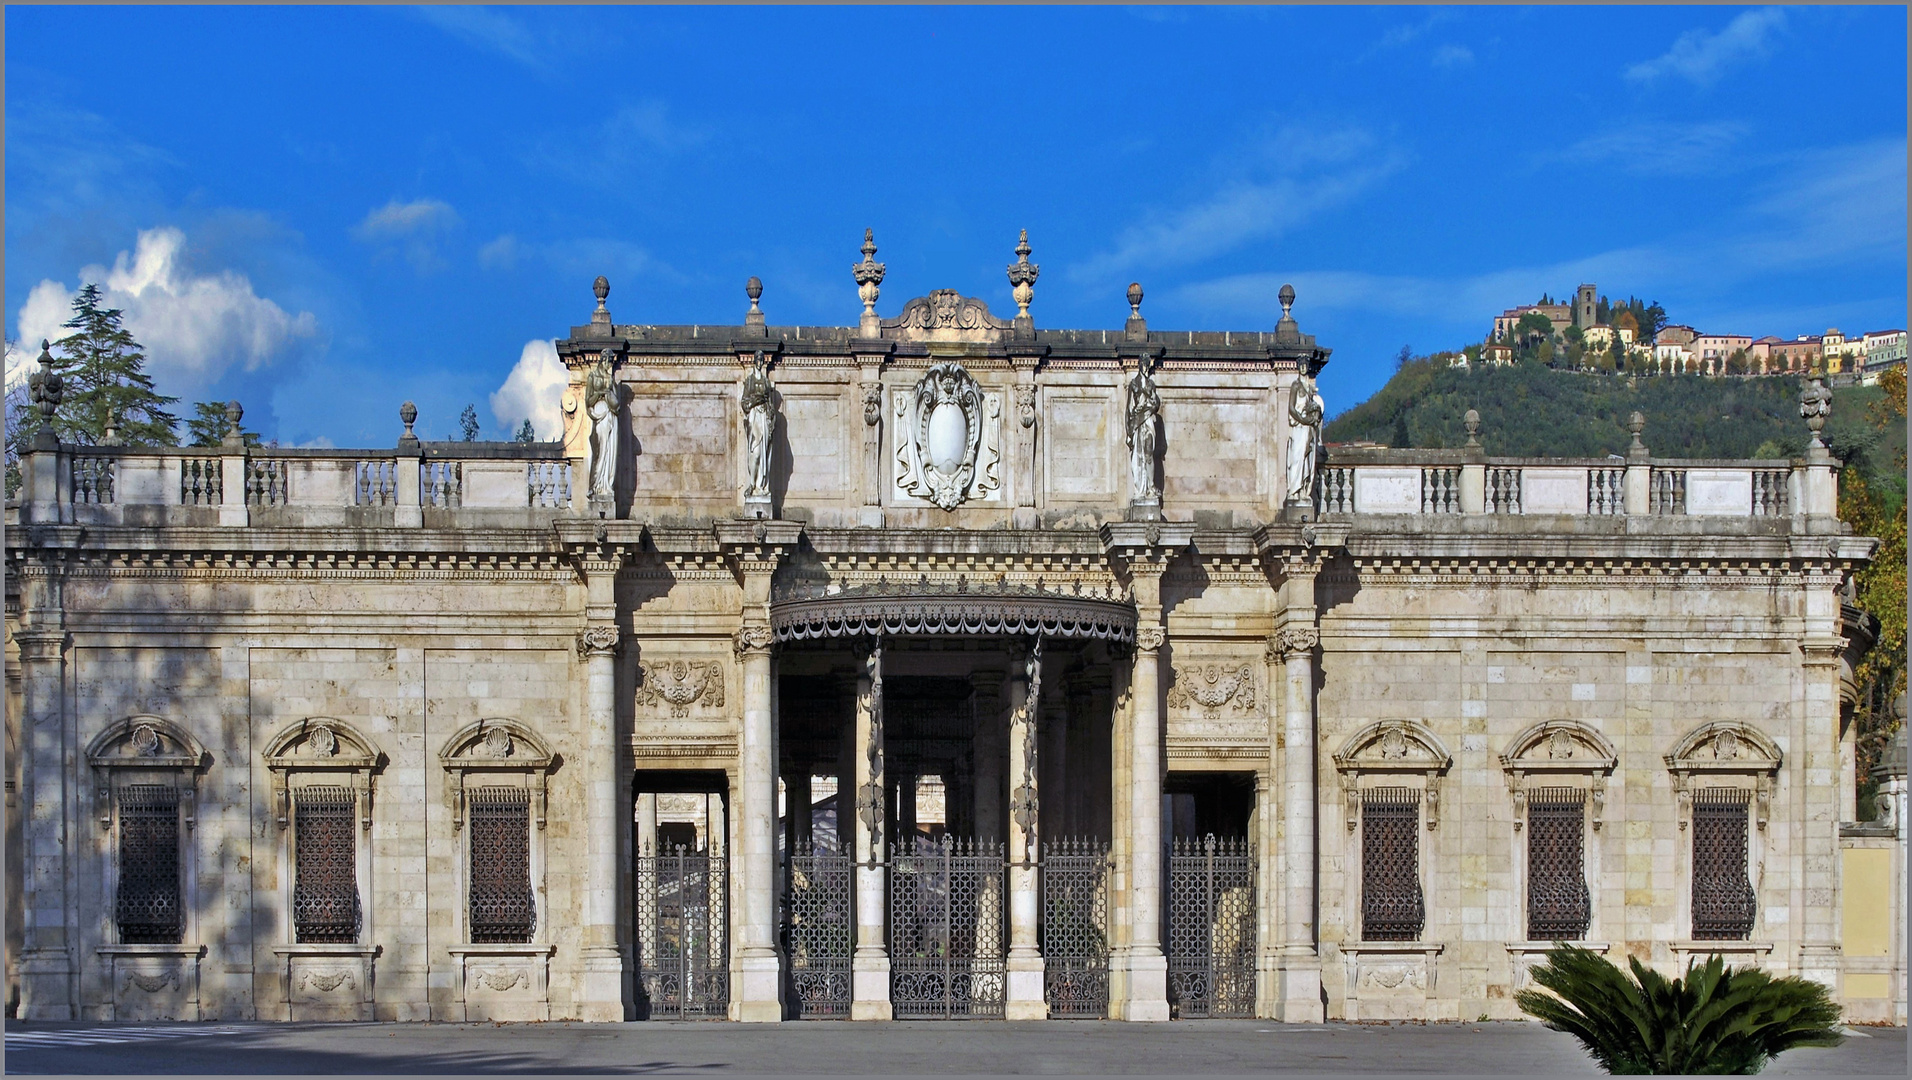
[630,640,1263,1021]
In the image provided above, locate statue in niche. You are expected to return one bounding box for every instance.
[585,351,620,503]
[1125,358,1161,502]
[741,352,777,501]
[1285,371,1324,504]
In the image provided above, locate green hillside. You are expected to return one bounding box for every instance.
[1325,359,1903,493]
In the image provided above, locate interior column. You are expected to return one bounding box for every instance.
[1005,640,1046,1019]
[851,640,892,1019]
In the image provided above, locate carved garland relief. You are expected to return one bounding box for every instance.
[634,660,727,718]
[1166,663,1257,719]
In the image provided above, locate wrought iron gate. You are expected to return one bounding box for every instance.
[890,835,1005,1019]
[1166,835,1256,1018]
[1040,837,1110,1018]
[785,839,854,1018]
[636,845,730,1019]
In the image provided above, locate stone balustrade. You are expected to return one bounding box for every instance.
[16,442,573,527]
[1317,449,1826,520]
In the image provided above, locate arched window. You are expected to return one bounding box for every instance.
[1665,722,1781,947]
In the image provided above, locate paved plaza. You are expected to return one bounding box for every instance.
[2,1019,1903,1076]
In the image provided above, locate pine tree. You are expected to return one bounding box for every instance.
[50,284,179,446]
[514,419,537,443]
[459,404,481,441]
[185,401,261,448]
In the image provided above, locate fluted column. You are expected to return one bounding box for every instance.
[851,640,891,1020]
[578,617,627,1021]
[1005,640,1045,1019]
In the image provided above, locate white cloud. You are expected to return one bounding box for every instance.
[6,226,320,401]
[1070,126,1404,283]
[408,5,546,70]
[478,234,523,270]
[1431,44,1473,69]
[1625,8,1786,87]
[490,339,567,440]
[352,198,461,271]
[1554,121,1750,176]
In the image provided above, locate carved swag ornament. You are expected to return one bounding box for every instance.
[1167,663,1257,719]
[634,660,727,718]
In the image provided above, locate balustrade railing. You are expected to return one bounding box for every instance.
[1317,466,1355,514]
[355,461,397,506]
[1487,467,1522,514]
[72,455,116,504]
[1587,467,1624,516]
[528,462,572,508]
[1650,468,1686,515]
[180,458,223,505]
[1751,469,1789,516]
[245,458,289,506]
[422,461,461,508]
[1420,467,1460,514]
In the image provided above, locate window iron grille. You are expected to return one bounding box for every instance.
[294,786,361,943]
[1691,787,1757,940]
[1361,787,1424,942]
[1526,787,1590,940]
[116,785,183,944]
[469,787,536,943]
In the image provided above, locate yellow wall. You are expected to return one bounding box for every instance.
[1842,846,1893,958]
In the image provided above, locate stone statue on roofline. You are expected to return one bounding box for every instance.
[1286,371,1325,505]
[741,351,777,515]
[1125,356,1161,508]
[585,350,620,506]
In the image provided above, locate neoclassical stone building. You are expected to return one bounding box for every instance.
[4,234,1903,1025]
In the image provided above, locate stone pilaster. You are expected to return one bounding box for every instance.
[576,543,628,1020]
[717,519,802,1023]
[1797,562,1847,992]
[17,618,73,1020]
[1271,553,1324,1020]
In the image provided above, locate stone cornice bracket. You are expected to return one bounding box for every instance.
[714,519,804,595]
[577,625,622,658]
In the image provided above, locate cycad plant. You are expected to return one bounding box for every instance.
[1515,944,1843,1075]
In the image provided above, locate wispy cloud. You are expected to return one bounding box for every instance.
[1069,124,1406,283]
[6,227,321,401]
[478,234,523,271]
[1366,8,1459,57]
[1553,120,1751,176]
[1625,7,1787,87]
[408,5,546,70]
[352,198,461,272]
[1430,44,1474,69]
[1731,137,1907,266]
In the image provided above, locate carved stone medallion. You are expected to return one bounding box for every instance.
[893,362,1002,510]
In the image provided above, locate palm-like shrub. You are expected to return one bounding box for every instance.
[1515,944,1843,1075]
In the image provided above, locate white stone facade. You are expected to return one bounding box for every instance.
[3,265,1896,1024]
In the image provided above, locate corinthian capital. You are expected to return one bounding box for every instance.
[1134,625,1167,652]
[1270,626,1319,660]
[734,624,775,656]
[577,625,621,658]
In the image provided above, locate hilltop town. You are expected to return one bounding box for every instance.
[1458,282,1906,385]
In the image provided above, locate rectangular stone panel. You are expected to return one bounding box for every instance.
[781,392,848,498]
[1162,393,1261,505]
[1521,468,1589,514]
[1355,468,1420,513]
[1044,394,1115,500]
[461,462,529,508]
[1686,470,1752,516]
[630,392,729,500]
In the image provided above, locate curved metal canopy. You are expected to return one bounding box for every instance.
[769,581,1136,644]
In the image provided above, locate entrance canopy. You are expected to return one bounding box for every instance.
[769,580,1136,644]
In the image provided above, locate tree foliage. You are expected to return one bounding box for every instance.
[458,404,481,441]
[185,401,262,448]
[1516,945,1843,1075]
[513,419,537,443]
[41,284,179,447]
[1841,365,1906,816]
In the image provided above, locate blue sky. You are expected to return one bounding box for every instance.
[6,5,1905,446]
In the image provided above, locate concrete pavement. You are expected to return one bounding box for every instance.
[3,1019,1903,1076]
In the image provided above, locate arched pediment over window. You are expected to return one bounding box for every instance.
[1665,721,1782,831]
[438,719,557,831]
[1499,720,1619,831]
[1333,719,1454,829]
[86,715,208,771]
[262,717,385,832]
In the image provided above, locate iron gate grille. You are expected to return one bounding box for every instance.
[786,839,854,1018]
[468,787,536,943]
[116,785,183,944]
[1526,788,1590,940]
[1041,837,1111,1018]
[1691,788,1757,940]
[637,846,730,1018]
[1166,835,1256,1018]
[890,835,1005,1019]
[294,786,361,943]
[1361,787,1424,941]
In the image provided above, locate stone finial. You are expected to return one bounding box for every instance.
[1006,229,1039,323]
[399,400,419,445]
[1125,282,1148,342]
[590,275,613,334]
[222,401,246,448]
[27,339,63,450]
[1627,410,1647,457]
[100,406,121,447]
[853,229,886,333]
[1127,282,1143,317]
[1463,408,1481,450]
[1799,377,1832,446]
[1275,283,1299,341]
[745,276,765,329]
